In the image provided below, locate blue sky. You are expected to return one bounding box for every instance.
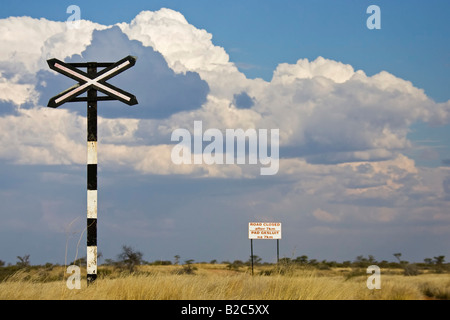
[0,0,449,266]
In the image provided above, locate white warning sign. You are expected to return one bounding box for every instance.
[248,222,281,240]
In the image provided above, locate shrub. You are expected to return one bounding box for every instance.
[403,264,421,276]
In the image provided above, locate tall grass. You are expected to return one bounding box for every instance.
[0,265,447,300]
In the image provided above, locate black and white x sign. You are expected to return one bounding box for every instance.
[47,55,138,108]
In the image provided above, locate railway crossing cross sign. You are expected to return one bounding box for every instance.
[47,55,138,107]
[47,56,138,284]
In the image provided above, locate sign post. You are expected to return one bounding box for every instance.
[47,56,137,285]
[248,222,282,275]
[250,239,254,276]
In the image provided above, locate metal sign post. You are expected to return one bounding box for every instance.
[250,239,254,276]
[277,239,279,263]
[47,56,137,285]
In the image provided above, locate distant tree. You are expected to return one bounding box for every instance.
[354,255,371,268]
[367,255,376,264]
[227,260,245,271]
[248,255,262,265]
[180,259,196,274]
[97,251,103,264]
[378,260,391,268]
[391,253,419,275]
[71,256,87,266]
[317,260,331,270]
[44,262,54,269]
[342,260,352,267]
[16,255,30,268]
[174,255,180,265]
[403,263,420,276]
[393,253,402,263]
[424,258,433,265]
[308,259,318,266]
[433,256,445,265]
[295,255,308,264]
[232,260,244,266]
[0,260,5,267]
[210,259,217,264]
[117,245,143,273]
[153,260,172,265]
[433,256,446,273]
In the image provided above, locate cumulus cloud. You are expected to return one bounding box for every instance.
[0,8,449,181]
[0,16,103,74]
[252,56,450,166]
[0,79,36,108]
[0,108,85,165]
[0,16,104,113]
[273,56,356,84]
[118,9,234,75]
[118,9,262,101]
[37,26,210,119]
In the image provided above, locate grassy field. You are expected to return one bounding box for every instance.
[0,263,449,300]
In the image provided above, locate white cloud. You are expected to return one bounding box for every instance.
[0,108,85,165]
[251,56,450,168]
[118,9,233,74]
[118,9,264,101]
[273,56,357,84]
[0,79,36,106]
[0,16,104,74]
[0,9,449,187]
[0,16,105,110]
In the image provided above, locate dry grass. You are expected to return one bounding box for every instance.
[0,264,448,300]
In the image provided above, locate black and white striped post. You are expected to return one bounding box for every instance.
[47,56,137,285]
[86,63,98,284]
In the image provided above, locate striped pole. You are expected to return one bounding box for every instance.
[46,57,137,285]
[86,63,98,284]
